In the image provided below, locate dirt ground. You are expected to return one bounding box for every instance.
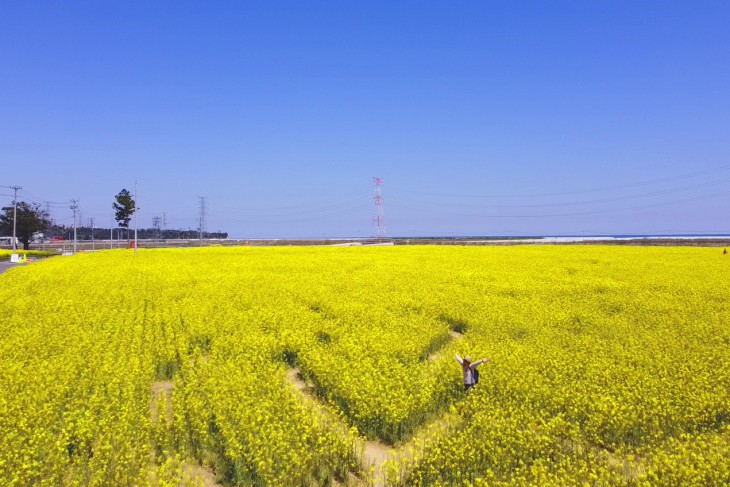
[283,328,464,487]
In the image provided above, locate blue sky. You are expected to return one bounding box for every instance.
[1,1,729,238]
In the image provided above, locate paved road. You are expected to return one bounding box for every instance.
[0,261,19,275]
[0,255,56,274]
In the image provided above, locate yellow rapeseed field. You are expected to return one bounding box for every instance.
[0,245,728,486]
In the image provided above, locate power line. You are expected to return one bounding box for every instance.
[218,193,370,214]
[222,201,372,225]
[393,176,730,210]
[403,163,730,199]
[18,188,70,205]
[417,190,730,219]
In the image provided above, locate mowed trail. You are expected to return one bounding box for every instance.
[284,330,465,486]
[150,380,222,487]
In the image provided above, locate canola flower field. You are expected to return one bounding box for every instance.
[0,245,728,487]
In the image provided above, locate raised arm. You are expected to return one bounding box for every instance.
[455,353,463,365]
[472,357,489,367]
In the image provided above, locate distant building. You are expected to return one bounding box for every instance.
[0,236,19,247]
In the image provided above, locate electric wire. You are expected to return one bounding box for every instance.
[401,163,730,198]
[390,177,730,209]
[219,193,371,214]
[4,163,728,235]
[393,190,730,219]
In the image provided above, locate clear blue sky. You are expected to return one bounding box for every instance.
[1,1,729,238]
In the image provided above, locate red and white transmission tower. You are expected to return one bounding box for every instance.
[372,177,385,239]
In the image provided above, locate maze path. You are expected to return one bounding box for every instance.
[285,338,465,487]
[150,380,222,487]
[287,367,396,485]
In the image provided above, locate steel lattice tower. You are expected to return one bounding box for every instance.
[372,177,385,239]
[198,196,207,244]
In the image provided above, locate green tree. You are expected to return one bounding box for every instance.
[113,189,136,243]
[0,201,51,250]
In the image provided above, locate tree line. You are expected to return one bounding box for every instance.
[44,224,228,242]
[0,189,227,249]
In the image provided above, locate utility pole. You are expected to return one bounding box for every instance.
[70,200,79,254]
[198,196,207,245]
[134,181,138,254]
[110,214,113,250]
[9,185,21,254]
[372,178,385,241]
[89,217,95,251]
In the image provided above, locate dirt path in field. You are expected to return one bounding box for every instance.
[284,326,647,486]
[150,380,222,487]
[182,463,221,487]
[284,331,468,486]
[285,368,308,391]
[285,367,462,487]
[151,380,174,423]
[0,261,17,274]
[562,438,645,480]
[286,368,391,485]
[427,330,464,362]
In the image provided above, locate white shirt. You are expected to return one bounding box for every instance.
[455,353,486,384]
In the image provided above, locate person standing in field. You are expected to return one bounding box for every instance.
[455,354,488,391]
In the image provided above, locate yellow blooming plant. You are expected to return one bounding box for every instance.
[0,245,728,486]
